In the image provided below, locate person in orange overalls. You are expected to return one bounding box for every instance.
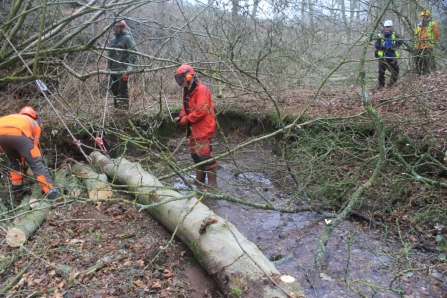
[414,10,441,75]
[174,65,217,186]
[0,106,61,201]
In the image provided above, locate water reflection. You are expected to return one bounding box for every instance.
[169,151,446,297]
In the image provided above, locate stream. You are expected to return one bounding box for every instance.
[167,141,446,298]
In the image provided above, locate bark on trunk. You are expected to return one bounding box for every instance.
[55,166,82,197]
[90,151,305,298]
[6,199,52,247]
[13,185,42,224]
[6,166,83,247]
[71,163,113,199]
[5,167,69,246]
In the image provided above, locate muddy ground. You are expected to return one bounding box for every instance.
[0,196,222,297]
[1,69,447,297]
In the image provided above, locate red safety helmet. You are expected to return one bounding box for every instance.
[19,106,37,119]
[114,20,126,28]
[175,65,195,85]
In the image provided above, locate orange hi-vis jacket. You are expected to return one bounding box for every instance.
[0,114,41,144]
[414,20,440,50]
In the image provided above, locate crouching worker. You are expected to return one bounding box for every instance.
[173,65,217,186]
[0,106,61,202]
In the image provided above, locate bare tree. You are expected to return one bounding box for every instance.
[1,1,447,296]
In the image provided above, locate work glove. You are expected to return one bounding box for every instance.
[126,66,133,74]
[179,116,189,126]
[174,116,181,125]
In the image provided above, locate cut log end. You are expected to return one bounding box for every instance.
[68,188,82,197]
[29,198,39,209]
[88,187,113,200]
[6,228,27,247]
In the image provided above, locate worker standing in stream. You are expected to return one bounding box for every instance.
[174,65,218,187]
[0,106,61,202]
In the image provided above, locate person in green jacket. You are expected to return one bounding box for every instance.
[107,20,137,110]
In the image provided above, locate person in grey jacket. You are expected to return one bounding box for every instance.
[107,20,137,110]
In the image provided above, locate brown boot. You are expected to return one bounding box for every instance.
[207,170,217,186]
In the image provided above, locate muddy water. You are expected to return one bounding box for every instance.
[170,146,446,298]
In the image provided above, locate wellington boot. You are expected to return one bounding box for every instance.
[190,170,205,185]
[207,170,217,186]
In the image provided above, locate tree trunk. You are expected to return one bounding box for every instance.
[6,199,52,247]
[13,184,42,224]
[90,151,305,298]
[71,163,113,199]
[55,166,82,197]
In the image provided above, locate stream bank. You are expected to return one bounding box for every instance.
[169,142,447,297]
[44,108,447,297]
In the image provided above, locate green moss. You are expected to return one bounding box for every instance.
[230,288,242,297]
[218,110,254,132]
[220,109,251,119]
[191,240,203,267]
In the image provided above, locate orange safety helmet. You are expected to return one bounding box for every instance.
[114,20,126,28]
[175,65,195,85]
[19,106,37,119]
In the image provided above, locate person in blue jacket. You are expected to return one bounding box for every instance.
[375,20,402,89]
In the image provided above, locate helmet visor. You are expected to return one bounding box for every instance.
[174,74,185,86]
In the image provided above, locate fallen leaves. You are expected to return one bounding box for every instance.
[0,199,218,297]
[67,239,84,246]
[162,269,174,278]
[133,279,145,288]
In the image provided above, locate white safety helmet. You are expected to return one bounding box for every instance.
[384,20,393,27]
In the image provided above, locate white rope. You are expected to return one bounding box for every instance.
[1,30,94,163]
[100,75,111,139]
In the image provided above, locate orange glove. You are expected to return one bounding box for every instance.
[179,116,189,126]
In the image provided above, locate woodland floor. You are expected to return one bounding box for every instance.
[1,68,447,297]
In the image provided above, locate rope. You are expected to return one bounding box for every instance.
[0,30,97,163]
[100,75,111,140]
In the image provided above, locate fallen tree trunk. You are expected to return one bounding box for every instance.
[13,185,42,225]
[90,151,305,298]
[71,163,113,199]
[55,166,82,197]
[5,166,69,245]
[6,199,52,247]
[6,167,76,247]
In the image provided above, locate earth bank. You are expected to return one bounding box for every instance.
[1,70,447,297]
